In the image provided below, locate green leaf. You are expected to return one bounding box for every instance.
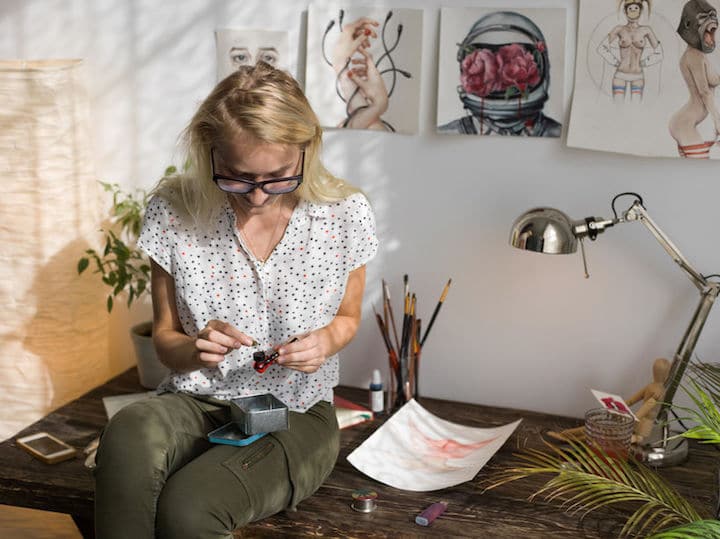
[484,438,703,538]
[164,165,177,175]
[75,178,157,310]
[648,520,720,538]
[113,283,124,296]
[674,378,720,446]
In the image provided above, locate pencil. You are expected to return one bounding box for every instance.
[420,278,452,348]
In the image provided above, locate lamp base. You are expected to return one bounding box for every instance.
[636,431,689,468]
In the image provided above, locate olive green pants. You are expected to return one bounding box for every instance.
[94,393,339,539]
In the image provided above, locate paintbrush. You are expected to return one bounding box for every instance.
[420,278,452,348]
[383,279,401,355]
[408,301,417,399]
[373,305,399,374]
[398,291,412,404]
[414,318,422,400]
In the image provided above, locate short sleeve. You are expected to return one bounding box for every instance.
[137,195,174,274]
[346,193,379,270]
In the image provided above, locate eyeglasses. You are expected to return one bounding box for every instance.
[211,148,304,195]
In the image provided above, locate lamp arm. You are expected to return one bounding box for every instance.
[624,201,707,290]
[660,287,719,411]
[620,201,720,417]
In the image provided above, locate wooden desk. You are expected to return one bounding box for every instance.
[0,368,715,538]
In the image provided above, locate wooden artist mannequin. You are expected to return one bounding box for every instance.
[626,357,671,444]
[547,358,672,445]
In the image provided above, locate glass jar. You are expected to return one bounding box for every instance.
[584,408,635,459]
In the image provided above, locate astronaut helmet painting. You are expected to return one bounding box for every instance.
[437,9,566,138]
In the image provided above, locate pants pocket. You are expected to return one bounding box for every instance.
[221,437,275,476]
[220,437,292,520]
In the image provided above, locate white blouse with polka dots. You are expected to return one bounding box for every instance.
[137,191,378,412]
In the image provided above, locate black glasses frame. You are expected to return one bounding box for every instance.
[211,148,305,194]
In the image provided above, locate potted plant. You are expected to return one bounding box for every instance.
[77,173,175,388]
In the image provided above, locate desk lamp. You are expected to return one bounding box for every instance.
[509,192,720,467]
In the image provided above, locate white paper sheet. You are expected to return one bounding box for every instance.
[347,399,521,491]
[305,4,423,134]
[215,29,290,81]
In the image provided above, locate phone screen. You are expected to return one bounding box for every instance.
[24,436,69,455]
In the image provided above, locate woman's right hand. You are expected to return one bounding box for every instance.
[194,320,255,369]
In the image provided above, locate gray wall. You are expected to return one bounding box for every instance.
[4,0,719,418]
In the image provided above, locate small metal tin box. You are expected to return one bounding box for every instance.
[230,394,288,435]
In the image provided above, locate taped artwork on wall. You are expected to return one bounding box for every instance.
[566,0,720,159]
[305,5,423,134]
[215,29,290,81]
[436,7,566,137]
[347,399,521,491]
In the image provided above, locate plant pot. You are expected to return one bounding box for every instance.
[130,321,170,389]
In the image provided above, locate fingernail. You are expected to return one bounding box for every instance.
[234,341,242,348]
[347,70,353,77]
[278,348,285,355]
[364,29,371,35]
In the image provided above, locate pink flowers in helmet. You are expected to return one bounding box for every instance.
[460,43,543,97]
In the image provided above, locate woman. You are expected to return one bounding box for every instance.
[597,0,661,102]
[669,0,720,158]
[94,62,378,538]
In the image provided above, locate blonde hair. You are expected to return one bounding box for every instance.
[153,62,359,226]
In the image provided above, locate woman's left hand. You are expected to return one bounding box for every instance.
[275,329,331,373]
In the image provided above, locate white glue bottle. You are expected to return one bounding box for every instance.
[369,369,384,416]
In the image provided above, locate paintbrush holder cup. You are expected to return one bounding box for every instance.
[388,358,414,413]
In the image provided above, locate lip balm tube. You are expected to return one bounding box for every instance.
[415,501,447,526]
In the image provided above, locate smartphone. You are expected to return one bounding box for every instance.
[207,422,267,447]
[16,432,77,464]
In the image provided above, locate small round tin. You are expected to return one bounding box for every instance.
[351,488,378,513]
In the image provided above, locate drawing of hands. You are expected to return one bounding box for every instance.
[330,17,379,74]
[345,48,389,129]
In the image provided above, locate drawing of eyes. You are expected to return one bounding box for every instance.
[229,47,252,66]
[257,48,279,66]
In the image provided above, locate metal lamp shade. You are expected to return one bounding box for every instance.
[509,207,578,254]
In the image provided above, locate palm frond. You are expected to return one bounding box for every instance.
[484,438,703,538]
[674,379,720,445]
[647,519,720,538]
[688,360,720,406]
